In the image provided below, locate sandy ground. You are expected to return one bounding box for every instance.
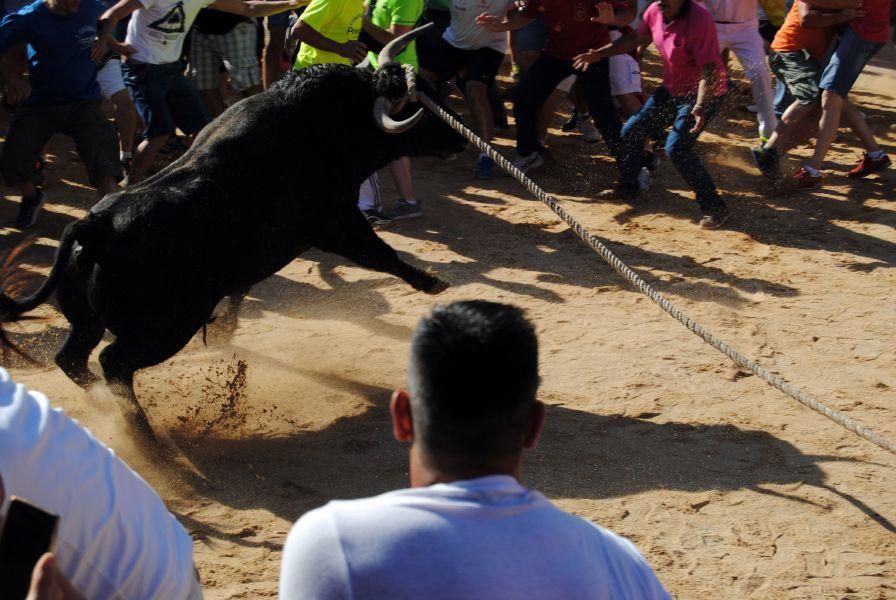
[2,45,895,599]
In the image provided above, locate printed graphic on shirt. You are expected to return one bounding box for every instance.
[75,24,97,49]
[149,2,186,34]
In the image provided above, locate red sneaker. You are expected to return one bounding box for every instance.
[790,166,823,189]
[848,152,891,178]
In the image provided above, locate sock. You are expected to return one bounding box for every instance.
[802,164,821,177]
[868,149,885,159]
[120,151,133,161]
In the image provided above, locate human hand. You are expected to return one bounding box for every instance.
[90,36,108,63]
[476,12,508,32]
[572,49,601,71]
[690,105,705,133]
[26,553,85,600]
[4,76,31,104]
[591,1,615,24]
[338,40,367,63]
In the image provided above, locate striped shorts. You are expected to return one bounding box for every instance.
[189,21,262,92]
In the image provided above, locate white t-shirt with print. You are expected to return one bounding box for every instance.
[0,369,200,600]
[125,0,215,64]
[443,0,512,52]
[280,475,672,599]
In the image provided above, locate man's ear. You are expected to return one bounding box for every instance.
[523,401,546,449]
[390,390,414,443]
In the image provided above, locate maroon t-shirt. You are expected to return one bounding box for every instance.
[521,0,628,60]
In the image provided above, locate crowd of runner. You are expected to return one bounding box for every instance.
[0,0,893,230]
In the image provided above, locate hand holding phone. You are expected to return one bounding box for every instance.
[0,497,60,600]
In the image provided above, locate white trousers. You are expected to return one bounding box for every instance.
[716,19,778,139]
[358,172,381,211]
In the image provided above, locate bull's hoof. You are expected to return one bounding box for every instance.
[422,277,449,295]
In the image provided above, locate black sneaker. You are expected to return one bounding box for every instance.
[362,208,391,226]
[699,204,731,229]
[750,145,780,179]
[13,189,47,229]
[31,156,46,187]
[561,109,579,132]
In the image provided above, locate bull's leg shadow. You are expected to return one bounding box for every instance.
[316,210,448,294]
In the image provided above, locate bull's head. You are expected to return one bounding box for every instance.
[369,25,431,134]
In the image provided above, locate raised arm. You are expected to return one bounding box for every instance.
[571,28,649,70]
[476,10,532,33]
[798,1,864,28]
[93,0,142,61]
[208,0,308,18]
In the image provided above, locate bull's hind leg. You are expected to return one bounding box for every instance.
[317,210,448,294]
[98,324,201,441]
[55,267,105,387]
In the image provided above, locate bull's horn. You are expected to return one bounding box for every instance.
[377,22,435,68]
[373,96,424,134]
[355,55,371,70]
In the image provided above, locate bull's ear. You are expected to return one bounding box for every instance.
[376,22,435,68]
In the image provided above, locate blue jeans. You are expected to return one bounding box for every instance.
[123,61,211,139]
[818,26,884,98]
[619,86,723,212]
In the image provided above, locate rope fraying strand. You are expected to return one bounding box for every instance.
[418,91,896,457]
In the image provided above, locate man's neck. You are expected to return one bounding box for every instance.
[408,446,522,488]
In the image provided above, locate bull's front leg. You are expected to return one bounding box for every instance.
[315,210,448,294]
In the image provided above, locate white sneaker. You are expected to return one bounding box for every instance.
[512,152,544,173]
[637,166,652,192]
[577,117,599,144]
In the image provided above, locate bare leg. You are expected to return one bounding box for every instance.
[807,89,845,171]
[110,89,136,157]
[841,100,880,153]
[128,134,170,185]
[465,80,494,143]
[263,24,287,89]
[766,101,819,154]
[387,157,415,202]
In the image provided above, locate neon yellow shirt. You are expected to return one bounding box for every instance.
[367,0,424,70]
[294,0,364,69]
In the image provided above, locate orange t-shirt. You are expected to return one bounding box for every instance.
[770,1,833,60]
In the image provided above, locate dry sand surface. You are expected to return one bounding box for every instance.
[2,46,895,599]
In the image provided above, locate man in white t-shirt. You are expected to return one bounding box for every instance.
[93,0,305,184]
[0,368,201,599]
[279,301,671,599]
[418,0,513,180]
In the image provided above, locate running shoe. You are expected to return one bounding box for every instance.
[13,189,47,229]
[476,154,496,180]
[561,110,579,132]
[512,151,544,173]
[750,145,780,179]
[641,149,658,173]
[596,185,640,200]
[387,199,423,220]
[362,208,391,226]
[790,166,823,189]
[699,204,731,229]
[577,117,600,144]
[848,152,891,179]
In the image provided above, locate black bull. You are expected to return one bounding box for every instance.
[0,31,467,438]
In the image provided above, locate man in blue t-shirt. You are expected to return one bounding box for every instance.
[0,0,122,229]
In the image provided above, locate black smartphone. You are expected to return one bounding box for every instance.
[0,497,60,600]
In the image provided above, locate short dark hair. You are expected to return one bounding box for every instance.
[408,301,540,463]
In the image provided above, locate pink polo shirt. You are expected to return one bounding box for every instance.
[638,0,727,98]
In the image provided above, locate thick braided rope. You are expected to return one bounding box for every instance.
[419,92,896,457]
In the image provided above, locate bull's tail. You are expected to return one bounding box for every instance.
[0,219,88,323]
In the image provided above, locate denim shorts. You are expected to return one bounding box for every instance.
[818,25,884,97]
[123,61,211,139]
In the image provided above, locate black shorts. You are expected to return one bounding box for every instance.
[769,50,821,105]
[1,100,121,187]
[419,37,505,85]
